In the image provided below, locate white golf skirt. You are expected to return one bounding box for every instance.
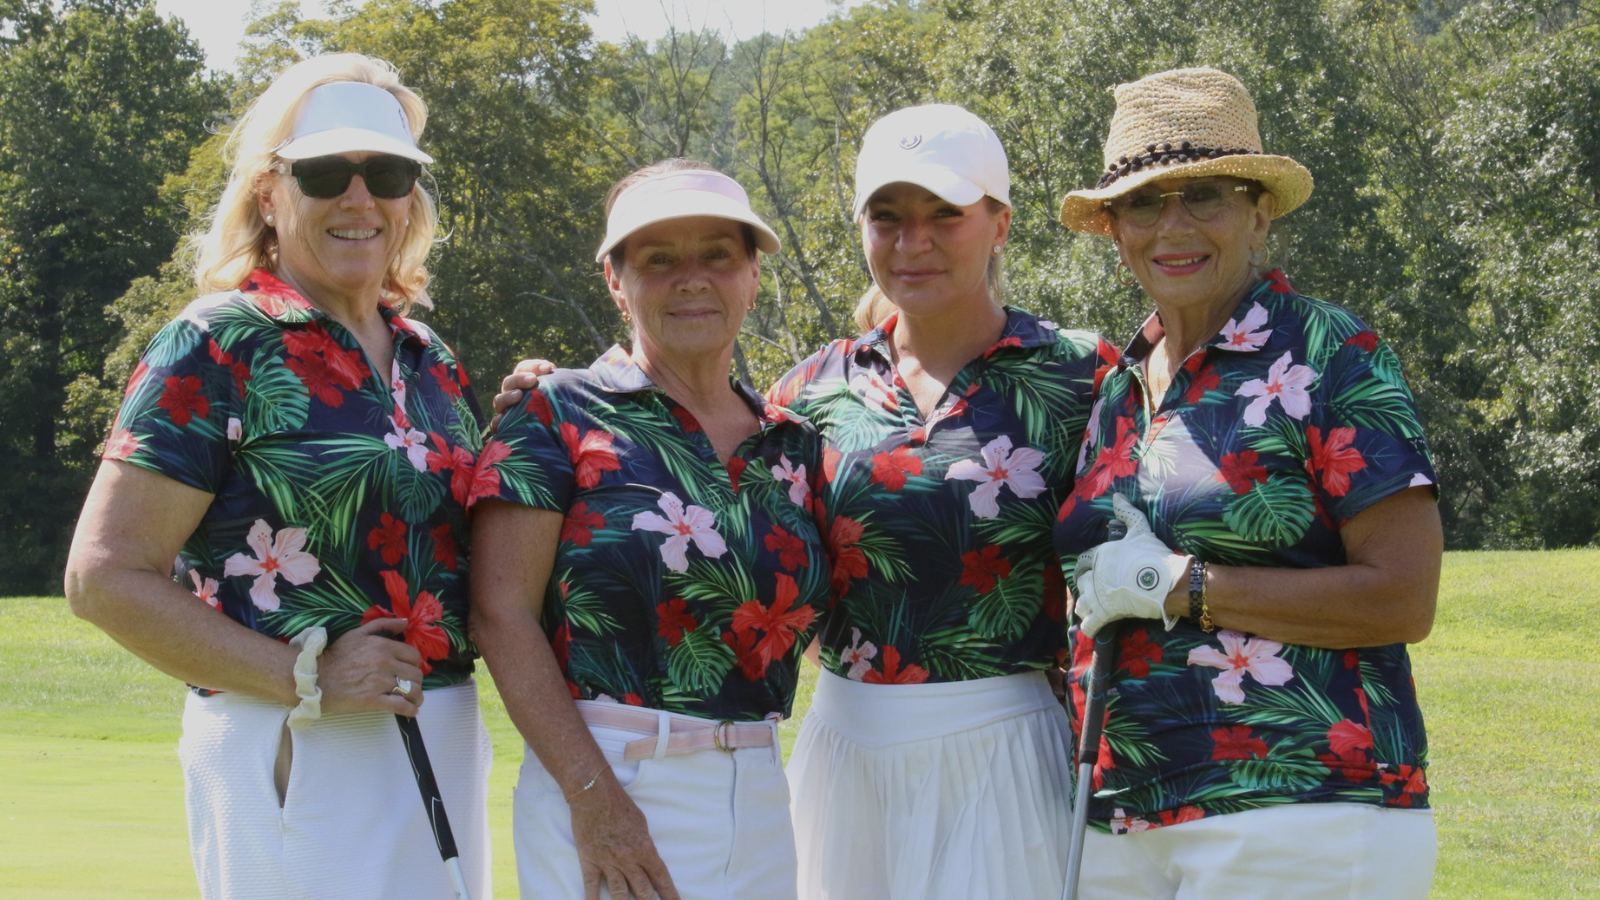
[787,669,1074,900]
[1075,802,1436,899]
[513,702,796,900]
[178,681,492,900]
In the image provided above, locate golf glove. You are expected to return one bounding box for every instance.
[1073,494,1190,638]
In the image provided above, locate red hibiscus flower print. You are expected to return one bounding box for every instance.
[1091,732,1115,790]
[523,389,554,426]
[361,570,449,675]
[731,574,816,673]
[722,628,767,681]
[1380,765,1428,806]
[670,405,702,432]
[870,446,923,491]
[104,428,139,460]
[1041,558,1066,623]
[283,323,367,390]
[562,502,605,546]
[560,423,623,488]
[1344,330,1379,352]
[1117,629,1164,678]
[1157,807,1205,827]
[1061,417,1140,518]
[622,693,645,706]
[656,598,697,647]
[765,524,810,571]
[429,362,463,400]
[242,269,313,315]
[425,432,476,507]
[959,545,1011,594]
[158,375,209,426]
[863,646,929,684]
[765,357,820,409]
[1214,450,1268,494]
[286,352,345,407]
[1210,725,1269,761]
[1305,426,1367,497]
[431,523,459,572]
[1183,369,1221,405]
[827,516,869,599]
[1264,269,1292,293]
[367,513,407,565]
[1327,719,1374,757]
[822,446,841,483]
[466,439,514,505]
[725,456,748,492]
[1317,748,1373,781]
[551,622,571,670]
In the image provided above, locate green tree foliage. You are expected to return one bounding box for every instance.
[0,0,222,591]
[23,0,1600,595]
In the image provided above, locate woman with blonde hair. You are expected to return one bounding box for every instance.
[65,53,491,900]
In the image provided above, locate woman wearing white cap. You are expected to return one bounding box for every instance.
[764,104,1114,900]
[469,159,829,900]
[492,109,1115,900]
[65,54,491,899]
[1054,67,1440,898]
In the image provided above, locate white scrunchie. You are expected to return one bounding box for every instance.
[286,626,328,731]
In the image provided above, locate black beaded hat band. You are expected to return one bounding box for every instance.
[1095,143,1260,189]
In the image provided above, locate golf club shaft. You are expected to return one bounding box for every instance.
[395,712,472,900]
[1063,517,1128,900]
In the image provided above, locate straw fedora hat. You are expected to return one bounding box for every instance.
[1059,67,1313,236]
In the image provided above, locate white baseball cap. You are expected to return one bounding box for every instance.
[276,81,434,164]
[851,103,1010,218]
[594,169,781,263]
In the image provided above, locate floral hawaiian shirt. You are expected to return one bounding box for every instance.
[472,345,829,721]
[105,270,484,689]
[767,308,1115,684]
[1052,271,1437,832]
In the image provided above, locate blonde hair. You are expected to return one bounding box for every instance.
[188,53,438,311]
[852,283,896,333]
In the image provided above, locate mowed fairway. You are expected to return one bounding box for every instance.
[3,551,1594,899]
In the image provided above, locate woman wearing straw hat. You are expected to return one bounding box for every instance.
[1053,67,1442,898]
[469,158,828,900]
[767,103,1113,900]
[64,54,492,900]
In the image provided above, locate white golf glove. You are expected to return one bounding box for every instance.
[1072,494,1190,638]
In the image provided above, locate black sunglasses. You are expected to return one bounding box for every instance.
[276,155,422,200]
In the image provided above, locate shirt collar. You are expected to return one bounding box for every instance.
[239,268,424,347]
[855,306,1060,365]
[1117,271,1292,367]
[589,344,805,427]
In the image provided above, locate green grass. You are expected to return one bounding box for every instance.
[4,552,1596,899]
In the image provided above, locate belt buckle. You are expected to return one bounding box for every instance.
[712,720,735,752]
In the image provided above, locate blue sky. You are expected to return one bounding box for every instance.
[153,0,869,73]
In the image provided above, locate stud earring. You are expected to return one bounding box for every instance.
[620,309,632,324]
[264,214,274,227]
[992,245,1003,256]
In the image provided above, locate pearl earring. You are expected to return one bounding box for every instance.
[265,214,274,227]
[992,245,1003,255]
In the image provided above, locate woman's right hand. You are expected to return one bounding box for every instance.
[569,772,680,900]
[488,358,556,430]
[317,618,426,716]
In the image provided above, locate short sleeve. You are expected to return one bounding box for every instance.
[1309,332,1437,525]
[470,381,578,513]
[104,315,237,494]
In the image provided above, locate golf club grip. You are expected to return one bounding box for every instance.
[395,713,461,861]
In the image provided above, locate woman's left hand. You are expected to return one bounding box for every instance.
[1073,494,1188,637]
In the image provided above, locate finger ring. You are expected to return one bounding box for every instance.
[390,677,412,696]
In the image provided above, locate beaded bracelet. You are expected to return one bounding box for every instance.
[1188,559,1215,633]
[565,762,613,802]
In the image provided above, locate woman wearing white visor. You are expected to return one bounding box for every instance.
[766,105,1114,900]
[470,160,829,900]
[65,54,491,899]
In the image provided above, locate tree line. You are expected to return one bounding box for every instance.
[1,0,1596,593]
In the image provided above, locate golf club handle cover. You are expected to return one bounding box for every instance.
[395,713,461,861]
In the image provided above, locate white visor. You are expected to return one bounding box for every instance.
[596,169,781,263]
[276,82,433,164]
